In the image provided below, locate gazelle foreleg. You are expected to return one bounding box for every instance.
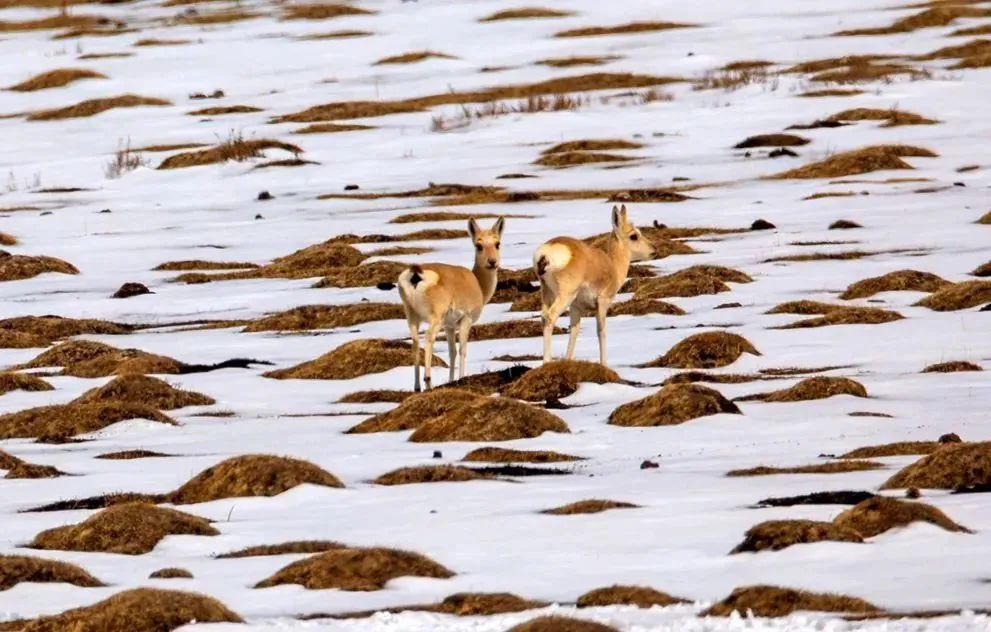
[457,316,471,379]
[566,304,582,360]
[408,320,421,392]
[541,293,573,364]
[595,296,610,367]
[423,321,440,390]
[445,324,457,383]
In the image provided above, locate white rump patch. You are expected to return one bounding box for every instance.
[534,243,572,273]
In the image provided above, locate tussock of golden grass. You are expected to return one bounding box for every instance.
[30,503,216,555]
[347,389,484,434]
[71,374,214,409]
[390,211,527,224]
[834,496,970,537]
[96,449,172,460]
[923,361,982,373]
[537,55,619,67]
[609,383,741,427]
[768,145,937,179]
[556,21,693,38]
[133,143,207,153]
[502,360,622,402]
[0,14,107,33]
[704,585,879,617]
[322,182,500,201]
[177,9,259,25]
[368,246,433,258]
[217,541,345,558]
[731,520,863,553]
[631,265,750,300]
[916,280,991,311]
[245,303,404,332]
[882,442,991,489]
[776,307,904,328]
[817,62,928,83]
[293,122,372,134]
[0,402,174,440]
[321,184,689,206]
[479,7,572,21]
[799,88,864,97]
[0,233,15,246]
[541,499,638,515]
[175,243,363,283]
[273,73,681,123]
[339,389,412,404]
[760,365,853,377]
[266,339,442,380]
[835,6,991,36]
[16,340,182,377]
[952,52,991,68]
[840,270,949,299]
[641,331,760,369]
[169,455,343,504]
[825,107,937,127]
[806,192,860,201]
[78,52,133,59]
[839,436,959,459]
[310,260,408,289]
[734,134,809,149]
[609,298,686,316]
[0,555,103,591]
[282,3,373,20]
[27,94,170,121]
[7,68,105,92]
[298,29,373,40]
[951,24,991,36]
[374,465,491,485]
[0,315,132,348]
[134,38,190,46]
[153,260,258,271]
[0,371,53,395]
[0,450,21,470]
[662,371,762,386]
[374,50,455,65]
[972,261,991,277]
[0,252,79,281]
[158,138,302,169]
[543,139,643,154]
[255,547,453,590]
[188,105,263,116]
[443,366,531,394]
[5,461,65,478]
[328,593,548,619]
[462,447,583,463]
[468,319,561,341]
[577,585,687,608]
[737,376,867,402]
[764,249,909,263]
[18,588,242,629]
[508,617,620,632]
[150,568,193,579]
[727,461,883,477]
[535,151,636,168]
[410,396,569,443]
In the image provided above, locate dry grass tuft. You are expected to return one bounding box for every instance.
[0,371,53,395]
[915,280,991,311]
[281,3,373,20]
[727,461,883,477]
[825,107,937,127]
[150,567,194,579]
[410,396,569,443]
[502,360,622,402]
[835,6,991,36]
[978,210,991,225]
[468,319,561,341]
[972,261,991,277]
[535,151,635,168]
[841,270,949,299]
[96,449,172,460]
[0,13,107,33]
[5,460,65,478]
[255,547,453,591]
[0,233,15,246]
[556,21,693,38]
[479,7,572,21]
[0,554,103,591]
[347,389,484,434]
[462,447,583,463]
[159,135,302,169]
[30,503,217,555]
[537,55,620,67]
[543,139,643,154]
[799,88,864,97]
[541,499,638,515]
[7,68,105,92]
[769,145,937,179]
[609,298,686,316]
[134,38,190,46]
[609,383,741,427]
[216,541,345,559]
[767,300,846,315]
[704,585,879,617]
[374,465,491,485]
[374,50,455,65]
[834,496,971,537]
[775,307,904,328]
[508,616,619,632]
[641,331,761,369]
[731,520,863,553]
[78,52,134,60]
[168,454,343,504]
[0,315,132,348]
[329,593,549,619]
[0,402,174,440]
[293,122,372,134]
[72,374,214,409]
[0,252,79,281]
[265,339,442,380]
[176,9,259,25]
[15,340,183,378]
[632,265,750,300]
[662,371,762,386]
[734,134,809,149]
[839,438,957,459]
[390,211,529,224]
[188,105,263,116]
[923,361,982,373]
[882,442,991,489]
[577,585,687,608]
[153,260,257,271]
[28,94,170,121]
[298,29,373,40]
[245,303,404,332]
[737,376,867,402]
[338,390,412,404]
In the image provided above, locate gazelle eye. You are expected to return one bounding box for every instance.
[630,234,639,241]
[495,242,501,249]
[475,244,482,251]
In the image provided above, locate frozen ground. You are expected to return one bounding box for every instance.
[1,0,990,630]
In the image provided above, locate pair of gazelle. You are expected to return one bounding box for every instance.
[398,206,655,391]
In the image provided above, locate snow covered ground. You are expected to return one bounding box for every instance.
[1,0,990,629]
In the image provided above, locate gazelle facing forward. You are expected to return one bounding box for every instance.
[398,217,505,391]
[533,205,655,366]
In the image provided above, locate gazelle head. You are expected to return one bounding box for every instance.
[611,204,655,262]
[468,216,505,271]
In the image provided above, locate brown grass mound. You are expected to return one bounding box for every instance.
[159,138,302,170]
[255,547,452,591]
[0,449,20,470]
[643,331,761,369]
[799,89,864,97]
[834,496,970,537]
[839,439,954,459]
[541,500,638,515]
[390,211,529,224]
[0,315,132,346]
[468,319,562,341]
[535,151,636,168]
[824,107,937,127]
[556,21,693,37]
[5,461,65,479]
[704,585,879,617]
[972,261,991,277]
[479,7,572,21]
[776,307,904,328]
[8,68,105,92]
[0,233,15,246]
[339,390,412,404]
[738,376,867,402]
[662,371,761,385]
[0,371,53,395]
[508,616,619,632]
[609,298,686,316]
[282,2,372,20]
[462,447,583,463]
[153,260,258,271]
[168,454,343,504]
[15,340,183,377]
[189,105,263,116]
[216,541,345,558]
[28,94,170,121]
[0,13,106,33]
[265,339,443,380]
[374,465,491,485]
[293,122,373,134]
[17,588,242,630]
[836,6,991,36]
[30,503,217,555]
[734,134,809,149]
[72,375,214,409]
[840,270,949,299]
[882,442,991,489]
[0,555,103,591]
[537,55,620,67]
[916,280,991,311]
[577,585,687,608]
[924,360,982,373]
[244,303,403,332]
[331,593,549,619]
[978,210,991,225]
[727,461,883,476]
[410,397,569,443]
[633,272,729,300]
[312,261,409,289]
[502,360,622,402]
[0,253,78,281]
[767,300,845,315]
[769,145,937,179]
[542,139,643,154]
[0,330,48,348]
[0,402,174,440]
[731,520,863,553]
[609,383,741,427]
[96,449,172,460]
[150,568,193,579]
[347,389,484,434]
[374,50,454,65]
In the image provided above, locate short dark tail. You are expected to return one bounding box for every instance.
[408,264,424,288]
[535,255,549,277]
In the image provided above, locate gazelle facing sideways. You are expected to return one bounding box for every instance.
[398,217,505,391]
[533,205,655,366]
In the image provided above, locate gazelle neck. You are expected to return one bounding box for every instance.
[472,262,498,304]
[606,234,632,286]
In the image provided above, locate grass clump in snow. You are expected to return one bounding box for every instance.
[7,67,105,91]
[541,500,639,515]
[479,7,572,22]
[373,465,493,485]
[0,555,104,590]
[727,461,883,476]
[730,520,863,553]
[265,339,443,380]
[254,547,453,590]
[834,496,971,537]
[244,303,404,332]
[609,384,741,427]
[704,585,879,617]
[768,145,937,179]
[640,331,760,369]
[168,454,343,504]
[216,541,345,558]
[915,281,991,311]
[158,132,302,169]
[28,94,169,121]
[736,376,868,402]
[462,447,584,463]
[576,585,687,608]
[502,360,622,402]
[347,389,483,434]
[409,397,569,442]
[840,270,949,299]
[881,442,991,489]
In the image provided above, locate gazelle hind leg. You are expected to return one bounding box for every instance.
[408,320,421,392]
[445,325,457,383]
[457,317,471,379]
[541,293,573,364]
[566,304,582,360]
[596,297,610,367]
[423,322,440,390]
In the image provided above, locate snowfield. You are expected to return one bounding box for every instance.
[1,0,990,630]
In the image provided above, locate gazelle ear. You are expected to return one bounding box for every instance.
[620,204,628,220]
[611,205,621,229]
[493,216,505,237]
[468,218,480,240]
